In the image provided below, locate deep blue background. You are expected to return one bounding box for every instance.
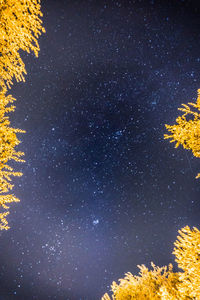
[0,0,200,299]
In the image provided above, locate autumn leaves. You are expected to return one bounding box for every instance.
[164,89,200,178]
[0,0,45,229]
[0,0,45,88]
[102,226,200,299]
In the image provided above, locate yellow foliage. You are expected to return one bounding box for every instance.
[164,89,200,178]
[173,226,200,299]
[0,87,25,229]
[0,0,45,88]
[102,264,180,300]
[102,226,200,299]
[0,0,45,229]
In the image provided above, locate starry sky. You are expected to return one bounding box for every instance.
[0,0,200,299]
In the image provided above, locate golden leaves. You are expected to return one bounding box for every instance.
[102,226,200,299]
[0,88,24,229]
[173,226,200,299]
[164,89,200,178]
[0,195,20,230]
[0,0,45,88]
[102,263,180,300]
[0,0,45,229]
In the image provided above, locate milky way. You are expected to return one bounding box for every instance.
[0,0,200,299]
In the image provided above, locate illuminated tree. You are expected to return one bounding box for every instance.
[0,0,45,88]
[102,226,200,299]
[102,264,180,300]
[173,226,200,299]
[0,87,25,230]
[164,89,200,179]
[0,0,45,229]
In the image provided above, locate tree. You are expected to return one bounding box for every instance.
[0,0,45,230]
[0,86,25,230]
[102,226,200,299]
[0,0,45,88]
[102,264,180,300]
[164,89,200,179]
[173,226,200,299]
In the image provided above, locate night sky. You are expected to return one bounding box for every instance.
[0,0,200,299]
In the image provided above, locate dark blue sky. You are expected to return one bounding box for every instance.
[1,0,200,299]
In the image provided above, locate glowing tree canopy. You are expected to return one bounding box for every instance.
[0,0,45,229]
[164,89,200,179]
[102,226,200,300]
